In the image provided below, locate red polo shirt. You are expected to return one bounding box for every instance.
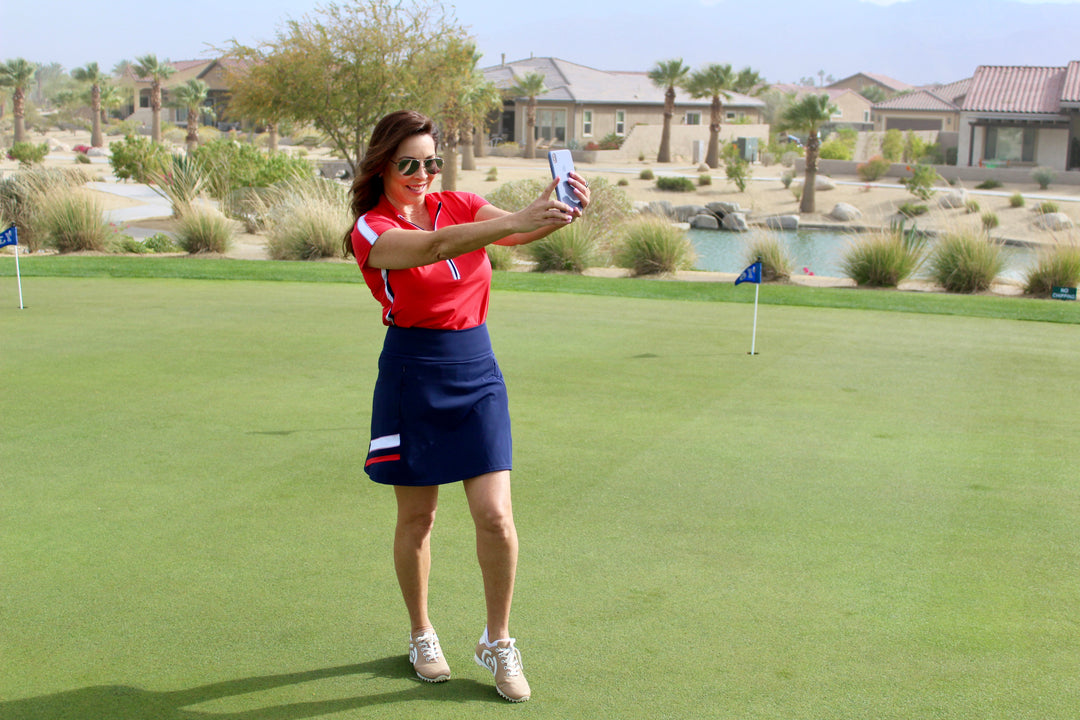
[351,192,493,329]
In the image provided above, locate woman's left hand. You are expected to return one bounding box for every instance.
[567,172,591,216]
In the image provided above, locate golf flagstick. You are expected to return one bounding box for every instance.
[1,226,22,309]
[734,260,762,355]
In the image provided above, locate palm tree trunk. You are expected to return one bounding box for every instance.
[267,123,279,152]
[185,112,198,155]
[13,89,26,144]
[800,133,819,214]
[525,100,537,160]
[657,87,675,163]
[461,127,476,171]
[706,96,721,168]
[90,84,103,147]
[151,82,162,143]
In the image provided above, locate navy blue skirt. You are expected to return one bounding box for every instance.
[365,324,513,486]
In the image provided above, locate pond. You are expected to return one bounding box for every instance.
[687,228,1035,282]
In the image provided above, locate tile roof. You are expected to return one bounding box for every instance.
[962,65,1066,114]
[483,57,764,108]
[829,72,913,93]
[874,89,959,112]
[1062,61,1080,105]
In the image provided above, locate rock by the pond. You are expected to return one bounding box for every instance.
[675,204,710,223]
[829,203,862,221]
[1035,212,1074,231]
[690,213,720,230]
[765,215,800,230]
[938,189,968,209]
[722,212,749,232]
[706,201,742,217]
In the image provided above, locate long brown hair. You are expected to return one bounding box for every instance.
[341,110,440,257]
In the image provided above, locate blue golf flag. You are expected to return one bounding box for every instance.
[735,261,761,285]
[0,225,16,248]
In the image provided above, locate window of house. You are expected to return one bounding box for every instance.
[583,110,593,137]
[535,109,567,143]
[140,91,150,109]
[985,126,1036,163]
[615,110,626,135]
[685,112,701,125]
[726,111,736,121]
[864,110,870,122]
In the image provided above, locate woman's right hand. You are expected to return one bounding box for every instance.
[513,177,577,233]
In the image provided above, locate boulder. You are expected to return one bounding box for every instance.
[645,200,676,219]
[1035,212,1074,231]
[706,201,742,217]
[765,215,800,230]
[938,189,968,209]
[829,203,862,221]
[690,213,720,230]
[87,147,110,157]
[674,205,710,223]
[47,139,69,152]
[722,213,749,232]
[792,175,835,191]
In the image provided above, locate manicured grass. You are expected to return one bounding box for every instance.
[2,277,1080,719]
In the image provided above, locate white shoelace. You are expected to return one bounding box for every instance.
[414,632,442,662]
[495,644,522,677]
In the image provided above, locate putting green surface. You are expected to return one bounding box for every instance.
[2,277,1078,719]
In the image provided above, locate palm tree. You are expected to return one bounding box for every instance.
[98,82,124,125]
[648,59,690,163]
[133,54,176,143]
[780,94,838,214]
[508,71,546,159]
[683,63,735,168]
[72,62,106,147]
[0,58,38,143]
[733,67,768,97]
[168,79,211,154]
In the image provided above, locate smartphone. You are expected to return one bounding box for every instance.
[548,149,583,211]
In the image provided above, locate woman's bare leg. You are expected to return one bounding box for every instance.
[462,470,518,640]
[393,484,440,632]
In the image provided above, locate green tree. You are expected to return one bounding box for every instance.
[508,71,546,160]
[133,54,176,143]
[779,93,838,214]
[859,84,887,103]
[72,62,106,147]
[0,58,38,143]
[168,79,212,154]
[434,40,501,188]
[98,82,125,125]
[684,63,735,168]
[222,0,474,173]
[648,58,690,163]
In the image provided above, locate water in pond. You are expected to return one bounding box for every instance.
[688,228,1035,282]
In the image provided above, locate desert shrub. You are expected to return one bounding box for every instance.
[927,230,1006,293]
[881,129,903,161]
[7,142,49,167]
[1023,242,1080,296]
[903,131,927,163]
[174,205,237,254]
[976,179,1002,190]
[149,154,208,217]
[744,233,793,281]
[1009,193,1025,208]
[525,221,597,273]
[780,170,795,189]
[840,220,929,287]
[486,178,548,213]
[981,212,1000,232]
[264,178,350,260]
[109,135,170,183]
[614,216,696,276]
[698,173,712,186]
[37,188,110,253]
[1037,201,1060,214]
[965,199,981,214]
[0,168,94,252]
[721,145,752,192]
[818,138,853,161]
[191,138,314,200]
[655,176,695,192]
[1031,167,1056,190]
[143,232,182,253]
[485,167,498,182]
[639,168,655,180]
[74,153,92,165]
[899,203,928,217]
[901,164,939,200]
[856,156,891,183]
[486,243,516,271]
[617,178,629,186]
[596,132,625,150]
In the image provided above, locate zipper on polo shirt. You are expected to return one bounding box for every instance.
[397,201,459,280]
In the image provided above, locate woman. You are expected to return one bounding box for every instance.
[343,110,589,703]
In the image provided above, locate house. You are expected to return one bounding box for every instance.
[828,72,913,98]
[957,63,1080,171]
[871,78,970,133]
[769,84,874,131]
[118,59,234,129]
[480,57,767,160]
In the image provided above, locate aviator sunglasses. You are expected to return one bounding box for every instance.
[395,156,444,176]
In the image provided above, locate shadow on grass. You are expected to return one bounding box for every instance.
[0,656,500,720]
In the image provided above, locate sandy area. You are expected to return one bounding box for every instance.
[6,127,1079,293]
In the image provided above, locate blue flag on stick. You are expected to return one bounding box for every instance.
[735,261,761,285]
[0,225,17,248]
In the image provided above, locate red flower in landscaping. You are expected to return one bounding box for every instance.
[74,145,91,154]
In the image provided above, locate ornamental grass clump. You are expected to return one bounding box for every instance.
[927,229,1006,293]
[614,216,697,277]
[263,177,349,260]
[37,188,110,253]
[525,221,597,273]
[744,233,793,281]
[1023,241,1080,297]
[840,220,929,287]
[149,154,208,217]
[0,167,91,252]
[486,243,516,271]
[175,205,237,254]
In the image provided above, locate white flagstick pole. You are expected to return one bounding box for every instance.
[750,281,759,355]
[14,241,24,309]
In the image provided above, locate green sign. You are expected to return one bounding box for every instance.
[1051,286,1077,301]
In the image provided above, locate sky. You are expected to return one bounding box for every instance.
[2,0,1079,87]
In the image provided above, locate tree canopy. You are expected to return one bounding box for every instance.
[222,0,478,172]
